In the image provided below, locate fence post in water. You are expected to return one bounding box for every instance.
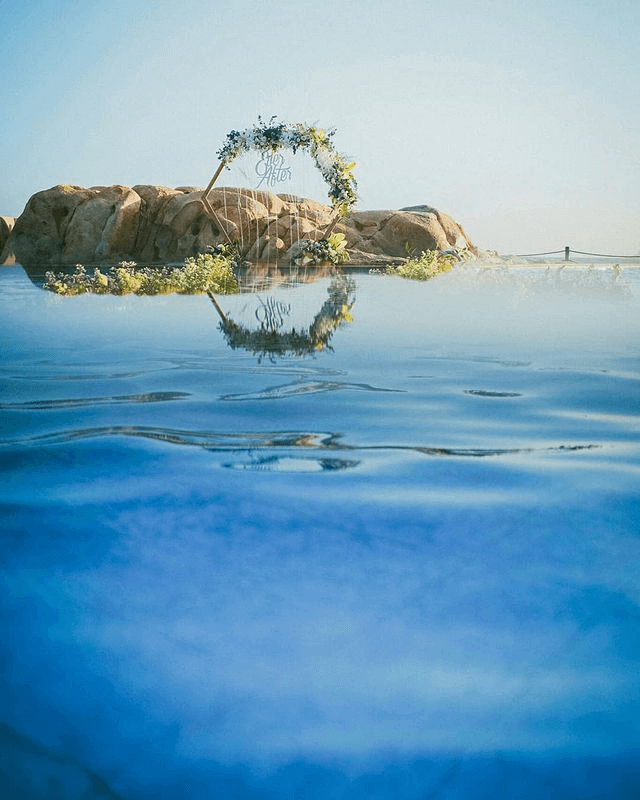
[565,246,570,261]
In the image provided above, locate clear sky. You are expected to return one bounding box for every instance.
[2,0,639,254]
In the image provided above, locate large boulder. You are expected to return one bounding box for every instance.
[8,185,140,266]
[132,184,185,261]
[4,184,478,267]
[64,185,140,261]
[374,211,450,255]
[401,204,477,254]
[0,216,15,262]
[364,209,477,257]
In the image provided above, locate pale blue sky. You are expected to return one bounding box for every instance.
[2,0,639,253]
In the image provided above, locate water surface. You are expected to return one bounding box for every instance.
[1,262,639,799]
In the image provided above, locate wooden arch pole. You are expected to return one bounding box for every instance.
[200,161,234,244]
[321,212,342,240]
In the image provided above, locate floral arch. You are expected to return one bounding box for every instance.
[200,118,358,228]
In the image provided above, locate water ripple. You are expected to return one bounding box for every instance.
[0,425,599,462]
[418,355,532,368]
[0,392,191,410]
[224,456,361,473]
[465,389,523,398]
[221,380,405,401]
[3,370,147,382]
[1,427,337,450]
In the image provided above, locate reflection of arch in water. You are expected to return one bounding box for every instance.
[233,261,336,293]
[208,270,356,359]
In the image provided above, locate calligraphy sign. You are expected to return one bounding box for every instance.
[255,153,293,189]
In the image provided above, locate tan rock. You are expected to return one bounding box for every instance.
[218,205,268,249]
[343,211,392,255]
[62,197,114,262]
[261,235,286,261]
[283,196,334,227]
[0,216,16,263]
[371,211,449,256]
[201,187,275,253]
[160,192,211,237]
[63,185,140,262]
[236,188,288,217]
[6,184,479,266]
[402,204,477,253]
[135,186,243,261]
[133,186,202,261]
[99,188,141,257]
[348,210,393,233]
[175,218,222,260]
[7,185,141,265]
[245,233,287,262]
[10,185,89,264]
[133,184,183,209]
[333,222,366,251]
[208,187,272,215]
[437,211,477,254]
[346,250,406,266]
[269,214,318,248]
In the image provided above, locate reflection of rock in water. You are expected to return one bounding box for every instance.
[234,262,336,292]
[211,271,356,359]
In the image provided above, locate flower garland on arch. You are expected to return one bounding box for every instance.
[216,117,358,217]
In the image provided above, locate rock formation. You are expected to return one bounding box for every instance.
[0,215,15,260]
[1,184,477,267]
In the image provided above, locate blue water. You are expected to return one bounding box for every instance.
[1,262,639,799]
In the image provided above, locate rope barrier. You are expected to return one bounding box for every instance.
[506,247,640,260]
[569,250,640,259]
[507,250,565,257]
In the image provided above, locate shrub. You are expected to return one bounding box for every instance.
[44,251,239,296]
[385,250,458,281]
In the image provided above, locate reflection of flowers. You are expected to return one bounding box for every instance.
[217,273,356,359]
[216,117,358,217]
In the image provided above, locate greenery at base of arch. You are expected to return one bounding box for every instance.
[291,233,349,266]
[216,117,358,217]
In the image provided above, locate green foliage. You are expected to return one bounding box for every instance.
[327,233,349,263]
[44,251,239,296]
[295,233,349,266]
[386,250,458,281]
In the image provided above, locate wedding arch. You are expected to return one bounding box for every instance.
[200,118,358,247]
